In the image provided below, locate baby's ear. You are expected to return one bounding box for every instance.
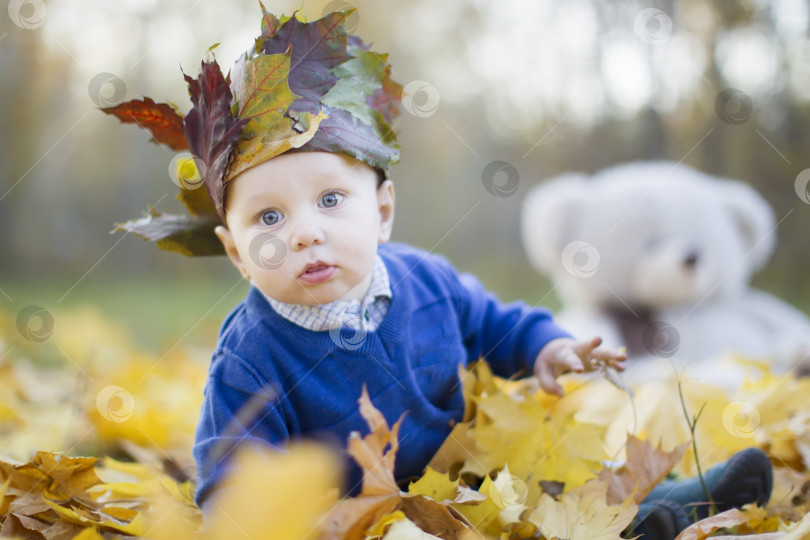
[520,173,589,275]
[214,225,245,272]
[377,180,395,243]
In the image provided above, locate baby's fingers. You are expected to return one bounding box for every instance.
[572,336,602,358]
[589,346,628,370]
[536,361,564,396]
[560,352,586,374]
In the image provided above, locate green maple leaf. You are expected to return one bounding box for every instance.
[229,49,297,175]
[113,209,224,257]
[255,0,281,51]
[322,50,394,146]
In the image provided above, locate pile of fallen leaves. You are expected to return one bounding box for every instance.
[2,307,810,539]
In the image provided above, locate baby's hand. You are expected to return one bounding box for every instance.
[533,336,627,396]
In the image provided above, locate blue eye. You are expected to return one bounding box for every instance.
[320,192,343,208]
[261,209,282,226]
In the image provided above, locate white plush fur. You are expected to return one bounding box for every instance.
[521,161,810,384]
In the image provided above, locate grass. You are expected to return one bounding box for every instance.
[1,275,251,354]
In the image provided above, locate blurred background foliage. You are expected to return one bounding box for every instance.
[1,0,810,352]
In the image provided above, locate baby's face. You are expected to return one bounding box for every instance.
[216,151,394,305]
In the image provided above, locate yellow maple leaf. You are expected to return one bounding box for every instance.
[461,389,608,502]
[599,434,688,504]
[326,388,475,539]
[408,466,459,502]
[735,504,783,535]
[781,512,810,539]
[203,442,340,540]
[380,518,444,539]
[426,422,477,474]
[347,386,404,497]
[72,527,107,540]
[0,451,149,537]
[529,479,637,540]
[366,509,407,537]
[673,508,750,540]
[764,466,810,523]
[567,377,756,476]
[450,474,502,535]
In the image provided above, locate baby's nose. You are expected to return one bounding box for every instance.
[290,221,325,249]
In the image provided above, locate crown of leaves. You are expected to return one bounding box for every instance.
[103,4,402,256]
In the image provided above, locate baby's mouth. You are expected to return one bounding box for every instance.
[298,262,336,284]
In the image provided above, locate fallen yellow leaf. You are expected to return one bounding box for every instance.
[529,479,637,540]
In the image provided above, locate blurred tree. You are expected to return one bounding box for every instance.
[2,0,809,312]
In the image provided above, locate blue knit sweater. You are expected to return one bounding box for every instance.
[193,242,571,505]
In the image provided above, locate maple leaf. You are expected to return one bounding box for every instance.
[397,495,477,539]
[452,465,538,536]
[529,479,637,540]
[261,10,352,103]
[177,184,218,217]
[460,390,608,500]
[0,452,147,537]
[733,504,784,535]
[102,97,188,151]
[599,434,688,504]
[257,0,282,44]
[74,528,107,540]
[322,387,404,539]
[324,388,477,540]
[169,156,218,216]
[426,422,477,474]
[781,513,810,539]
[299,91,400,171]
[259,10,400,170]
[765,466,810,523]
[365,509,407,537]
[408,467,459,503]
[564,378,743,477]
[182,58,248,222]
[323,495,402,540]
[375,518,442,539]
[0,453,100,501]
[450,474,503,535]
[674,508,750,540]
[113,208,224,257]
[368,62,403,128]
[203,443,340,540]
[348,386,403,497]
[230,48,297,131]
[321,46,397,148]
[225,48,328,181]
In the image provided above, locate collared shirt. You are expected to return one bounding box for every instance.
[258,255,392,332]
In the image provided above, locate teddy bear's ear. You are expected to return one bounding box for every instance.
[720,178,776,271]
[520,173,589,275]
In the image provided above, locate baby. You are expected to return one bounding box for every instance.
[197,148,626,504]
[102,7,771,538]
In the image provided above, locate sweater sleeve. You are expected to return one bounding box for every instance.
[192,348,290,507]
[434,256,572,379]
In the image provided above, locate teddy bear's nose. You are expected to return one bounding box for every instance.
[684,251,699,268]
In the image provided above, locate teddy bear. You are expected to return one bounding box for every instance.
[520,161,810,385]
